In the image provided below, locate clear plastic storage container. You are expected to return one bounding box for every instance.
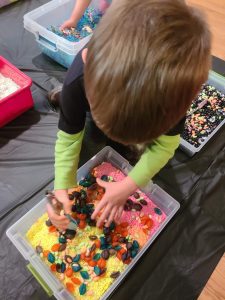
[23,0,99,68]
[180,71,225,156]
[7,146,180,300]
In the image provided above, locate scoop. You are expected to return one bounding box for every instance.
[45,190,78,230]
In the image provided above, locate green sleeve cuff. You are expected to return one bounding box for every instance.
[128,134,180,187]
[54,129,84,190]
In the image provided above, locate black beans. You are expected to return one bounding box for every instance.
[36,245,43,254]
[90,243,96,253]
[122,252,128,262]
[100,268,107,275]
[88,183,97,190]
[105,236,112,244]
[103,226,111,236]
[133,203,142,211]
[109,249,117,256]
[68,194,74,200]
[56,263,62,273]
[89,235,97,240]
[72,205,77,212]
[64,229,76,239]
[124,199,134,211]
[110,271,120,279]
[124,203,131,211]
[64,255,73,264]
[127,199,134,206]
[58,243,67,252]
[118,237,127,243]
[72,191,81,199]
[88,219,96,227]
[101,249,110,260]
[133,192,140,199]
[45,219,52,227]
[126,242,133,250]
[101,175,108,181]
[140,199,147,206]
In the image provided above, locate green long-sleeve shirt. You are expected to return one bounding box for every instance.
[54,129,180,190]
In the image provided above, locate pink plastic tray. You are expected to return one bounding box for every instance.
[0,56,33,127]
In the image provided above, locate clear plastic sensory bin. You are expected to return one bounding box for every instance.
[7,146,180,300]
[180,71,225,156]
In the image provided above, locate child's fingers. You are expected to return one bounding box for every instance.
[96,205,111,227]
[46,203,70,228]
[91,196,107,219]
[46,203,58,220]
[115,207,124,223]
[63,201,72,214]
[105,207,117,227]
[53,222,68,231]
[60,21,68,30]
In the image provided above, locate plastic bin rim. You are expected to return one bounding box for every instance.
[23,16,91,53]
[0,56,32,85]
[180,70,225,155]
[6,145,180,300]
[23,0,93,52]
[0,55,32,103]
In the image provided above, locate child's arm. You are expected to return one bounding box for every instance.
[92,134,180,227]
[128,134,180,187]
[54,130,84,190]
[47,48,87,229]
[61,0,92,30]
[47,129,84,230]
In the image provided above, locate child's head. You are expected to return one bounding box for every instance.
[84,0,211,145]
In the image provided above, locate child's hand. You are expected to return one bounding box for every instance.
[99,0,110,13]
[60,18,77,30]
[46,189,72,230]
[91,176,137,227]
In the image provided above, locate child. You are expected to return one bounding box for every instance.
[60,0,111,30]
[48,0,112,108]
[47,0,211,230]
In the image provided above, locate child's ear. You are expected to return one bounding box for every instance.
[82,48,88,64]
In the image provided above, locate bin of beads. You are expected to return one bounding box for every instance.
[23,0,102,68]
[0,56,33,128]
[7,146,180,300]
[180,71,225,156]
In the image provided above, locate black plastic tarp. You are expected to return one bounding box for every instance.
[0,1,225,300]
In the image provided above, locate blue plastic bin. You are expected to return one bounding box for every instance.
[23,0,99,68]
